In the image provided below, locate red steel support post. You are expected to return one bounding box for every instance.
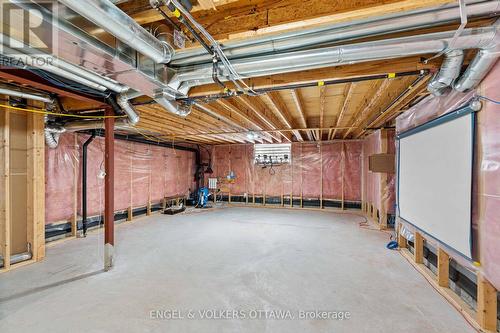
[104,107,115,271]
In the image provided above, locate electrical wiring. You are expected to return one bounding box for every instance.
[169,0,262,96]
[475,95,500,105]
[0,103,126,119]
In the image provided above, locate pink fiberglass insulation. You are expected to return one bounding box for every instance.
[395,61,500,290]
[210,142,362,202]
[362,129,396,214]
[131,142,152,207]
[322,142,342,199]
[46,134,196,224]
[301,143,322,198]
[78,135,105,217]
[114,140,132,211]
[45,133,78,223]
[150,146,166,202]
[344,141,362,201]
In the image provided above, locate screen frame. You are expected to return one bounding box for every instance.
[396,104,477,260]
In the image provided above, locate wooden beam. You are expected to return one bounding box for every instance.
[0,69,107,107]
[188,56,440,97]
[0,108,10,270]
[121,0,241,25]
[233,95,284,142]
[414,231,424,264]
[343,80,392,139]
[330,83,354,140]
[361,75,431,133]
[194,102,274,142]
[225,0,456,41]
[437,248,449,288]
[477,273,498,332]
[319,86,326,141]
[264,92,300,142]
[290,89,313,141]
[133,0,455,42]
[26,105,45,261]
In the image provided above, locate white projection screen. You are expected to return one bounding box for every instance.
[398,107,475,259]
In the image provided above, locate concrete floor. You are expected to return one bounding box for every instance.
[0,207,474,333]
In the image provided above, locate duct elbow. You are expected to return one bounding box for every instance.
[454,47,499,92]
[117,95,140,125]
[427,49,464,96]
[44,126,66,149]
[154,90,192,117]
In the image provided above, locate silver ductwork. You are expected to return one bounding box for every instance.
[171,0,500,66]
[57,0,174,64]
[454,19,500,91]
[427,49,465,95]
[0,87,54,104]
[117,90,142,125]
[171,24,500,93]
[44,126,66,149]
[155,91,192,117]
[0,251,32,268]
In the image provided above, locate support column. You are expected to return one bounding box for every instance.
[414,231,424,264]
[104,108,114,271]
[477,273,498,332]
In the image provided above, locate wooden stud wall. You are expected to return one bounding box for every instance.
[398,228,498,332]
[0,105,45,273]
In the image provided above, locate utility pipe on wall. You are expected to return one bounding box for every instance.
[82,130,97,237]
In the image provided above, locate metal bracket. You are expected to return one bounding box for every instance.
[424,0,467,63]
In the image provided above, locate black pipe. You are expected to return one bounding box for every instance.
[178,70,428,102]
[156,5,213,55]
[82,130,97,236]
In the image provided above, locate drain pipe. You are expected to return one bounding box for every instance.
[82,130,96,237]
[58,0,174,64]
[427,49,464,96]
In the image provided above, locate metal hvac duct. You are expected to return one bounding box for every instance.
[171,0,500,66]
[427,49,465,95]
[155,91,192,116]
[117,90,142,125]
[170,24,500,93]
[454,19,500,91]
[44,126,66,149]
[3,2,186,118]
[57,0,174,64]
[0,87,54,104]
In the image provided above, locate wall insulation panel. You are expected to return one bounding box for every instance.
[208,142,362,202]
[45,134,196,224]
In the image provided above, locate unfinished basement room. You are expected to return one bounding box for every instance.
[1,0,500,332]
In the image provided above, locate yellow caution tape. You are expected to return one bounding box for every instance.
[388,73,396,78]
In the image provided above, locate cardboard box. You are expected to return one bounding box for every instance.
[369,153,395,173]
